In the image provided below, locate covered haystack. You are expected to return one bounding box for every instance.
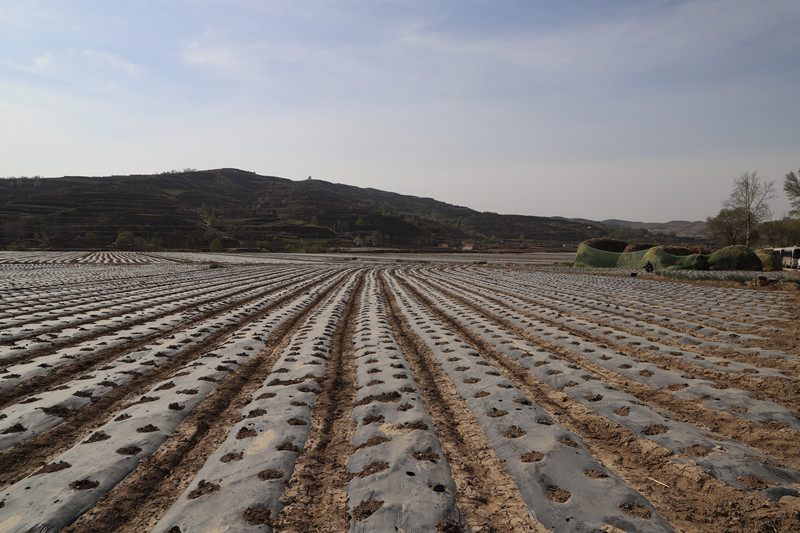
[708,245,762,271]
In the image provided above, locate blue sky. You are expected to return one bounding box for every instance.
[2,0,798,221]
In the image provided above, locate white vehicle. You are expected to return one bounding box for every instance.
[773,246,800,268]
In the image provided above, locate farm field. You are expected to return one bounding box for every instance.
[1,252,799,532]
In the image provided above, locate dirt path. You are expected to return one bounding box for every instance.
[381,272,546,533]
[276,271,364,532]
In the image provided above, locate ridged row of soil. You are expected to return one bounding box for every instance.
[1,256,798,532]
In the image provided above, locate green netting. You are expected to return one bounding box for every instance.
[756,250,782,271]
[574,244,686,269]
[707,245,762,271]
[575,243,765,271]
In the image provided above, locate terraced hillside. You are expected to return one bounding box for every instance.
[0,169,609,250]
[1,252,798,532]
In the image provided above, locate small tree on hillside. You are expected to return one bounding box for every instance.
[722,171,775,247]
[784,168,800,216]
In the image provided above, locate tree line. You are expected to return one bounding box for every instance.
[707,168,800,247]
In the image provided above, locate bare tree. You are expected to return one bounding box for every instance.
[722,171,775,247]
[785,168,800,217]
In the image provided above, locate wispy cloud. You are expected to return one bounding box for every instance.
[10,48,142,90]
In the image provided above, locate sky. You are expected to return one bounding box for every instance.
[2,0,798,222]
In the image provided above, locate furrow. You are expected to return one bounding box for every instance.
[276,270,364,532]
[0,271,341,490]
[61,271,352,533]
[398,270,800,532]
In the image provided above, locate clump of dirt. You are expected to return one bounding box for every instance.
[502,426,526,438]
[40,406,73,418]
[277,442,301,453]
[435,518,466,533]
[464,377,481,384]
[83,431,111,443]
[287,418,307,426]
[619,502,651,519]
[246,409,267,418]
[584,469,609,479]
[1,423,26,434]
[643,424,669,435]
[255,392,276,400]
[558,438,579,449]
[520,451,544,463]
[486,409,508,418]
[362,415,385,424]
[683,445,713,457]
[32,461,72,475]
[413,450,440,462]
[116,446,142,455]
[737,476,777,490]
[357,436,392,450]
[474,391,491,398]
[69,479,100,491]
[187,480,220,500]
[257,469,284,481]
[666,383,688,391]
[136,424,159,433]
[613,407,630,417]
[395,421,428,431]
[129,395,159,405]
[241,505,272,526]
[220,452,243,462]
[357,391,401,405]
[236,427,257,439]
[168,403,185,410]
[353,499,383,521]
[546,486,570,503]
[357,462,389,477]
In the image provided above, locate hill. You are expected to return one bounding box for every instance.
[600,219,708,238]
[1,169,611,251]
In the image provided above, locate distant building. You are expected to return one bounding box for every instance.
[462,243,475,251]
